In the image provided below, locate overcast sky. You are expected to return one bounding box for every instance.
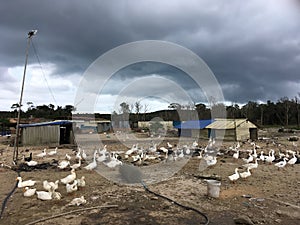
[1,0,300,113]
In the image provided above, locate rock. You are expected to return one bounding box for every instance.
[275,219,282,223]
[150,196,158,200]
[234,215,254,225]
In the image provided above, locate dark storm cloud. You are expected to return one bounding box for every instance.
[0,0,299,111]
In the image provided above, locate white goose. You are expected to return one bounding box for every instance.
[58,160,70,169]
[65,153,72,161]
[48,147,58,156]
[243,158,259,170]
[36,148,47,158]
[84,150,97,170]
[66,180,78,194]
[60,168,76,184]
[242,152,253,163]
[70,159,81,170]
[23,187,36,197]
[36,190,52,201]
[232,150,239,160]
[67,196,86,206]
[76,176,86,188]
[205,155,217,166]
[259,151,265,162]
[239,168,251,179]
[265,150,275,164]
[43,180,52,192]
[16,177,36,188]
[287,152,297,166]
[105,153,123,168]
[49,180,59,191]
[228,168,240,183]
[275,158,288,170]
[81,149,87,160]
[25,160,38,166]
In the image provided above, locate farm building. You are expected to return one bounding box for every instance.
[205,118,257,141]
[138,121,174,131]
[173,120,213,138]
[97,120,111,133]
[19,120,74,146]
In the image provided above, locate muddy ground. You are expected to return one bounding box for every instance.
[0,128,299,225]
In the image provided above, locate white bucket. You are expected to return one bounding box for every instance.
[206,180,221,198]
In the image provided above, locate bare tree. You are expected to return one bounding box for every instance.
[143,103,150,121]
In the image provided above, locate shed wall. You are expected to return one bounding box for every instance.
[22,125,60,145]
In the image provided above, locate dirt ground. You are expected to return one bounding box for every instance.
[0,128,299,225]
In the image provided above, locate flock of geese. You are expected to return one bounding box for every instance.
[18,138,299,203]
[19,147,90,206]
[227,141,299,183]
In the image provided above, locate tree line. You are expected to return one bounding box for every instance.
[1,95,299,128]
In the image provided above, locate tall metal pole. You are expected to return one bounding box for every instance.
[13,32,36,164]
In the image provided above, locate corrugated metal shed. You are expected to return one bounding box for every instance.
[21,125,60,146]
[20,120,74,146]
[205,119,256,129]
[206,118,257,141]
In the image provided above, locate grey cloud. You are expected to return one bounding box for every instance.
[0,0,300,111]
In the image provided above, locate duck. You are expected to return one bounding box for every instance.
[228,168,240,183]
[274,158,288,170]
[76,176,86,188]
[58,160,70,169]
[48,147,58,156]
[36,148,47,158]
[66,180,78,194]
[67,196,86,206]
[36,190,52,201]
[70,159,81,170]
[239,168,251,179]
[84,150,97,170]
[60,168,76,184]
[287,152,297,166]
[23,187,36,197]
[167,142,173,148]
[25,160,38,166]
[16,177,36,188]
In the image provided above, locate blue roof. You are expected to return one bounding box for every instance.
[173,120,213,129]
[19,120,72,128]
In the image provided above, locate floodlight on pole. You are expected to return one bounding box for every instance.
[13,30,38,164]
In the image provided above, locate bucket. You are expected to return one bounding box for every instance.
[206,180,221,198]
